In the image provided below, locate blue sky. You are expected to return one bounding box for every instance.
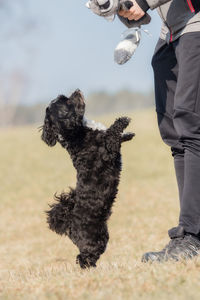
[1,0,162,104]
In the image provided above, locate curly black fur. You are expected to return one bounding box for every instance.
[41,89,135,269]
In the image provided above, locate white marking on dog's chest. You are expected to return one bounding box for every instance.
[83,117,107,131]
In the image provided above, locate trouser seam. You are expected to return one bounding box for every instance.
[194,66,200,112]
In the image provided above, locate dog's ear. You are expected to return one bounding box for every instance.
[41,116,57,147]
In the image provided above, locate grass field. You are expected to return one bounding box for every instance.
[1,109,200,300]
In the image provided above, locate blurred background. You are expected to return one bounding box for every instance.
[3,3,199,299]
[0,0,161,126]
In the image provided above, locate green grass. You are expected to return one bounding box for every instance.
[1,109,200,300]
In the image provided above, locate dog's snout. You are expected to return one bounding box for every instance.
[74,89,83,97]
[73,89,85,104]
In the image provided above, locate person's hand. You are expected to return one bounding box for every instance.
[118,0,145,21]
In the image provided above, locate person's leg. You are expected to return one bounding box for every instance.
[142,33,200,262]
[141,39,184,263]
[152,38,185,208]
[173,32,200,235]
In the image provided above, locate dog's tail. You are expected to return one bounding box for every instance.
[46,189,76,236]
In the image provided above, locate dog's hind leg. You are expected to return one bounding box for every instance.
[46,189,76,236]
[73,223,109,269]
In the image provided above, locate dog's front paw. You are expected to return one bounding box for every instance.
[114,117,131,131]
[120,116,131,126]
[107,117,132,148]
[121,132,135,143]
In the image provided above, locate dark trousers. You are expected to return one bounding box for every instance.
[152,32,200,235]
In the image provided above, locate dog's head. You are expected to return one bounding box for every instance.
[41,89,85,146]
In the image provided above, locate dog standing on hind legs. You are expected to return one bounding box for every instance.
[41,89,134,269]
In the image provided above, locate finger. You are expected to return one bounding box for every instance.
[128,15,137,20]
[128,12,145,20]
[129,6,137,13]
[128,15,139,20]
[128,8,139,19]
[134,14,144,20]
[118,10,126,16]
[127,12,138,19]
[123,11,133,18]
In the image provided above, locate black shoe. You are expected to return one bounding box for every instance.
[142,226,200,263]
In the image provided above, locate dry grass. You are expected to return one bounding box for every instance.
[0,109,200,300]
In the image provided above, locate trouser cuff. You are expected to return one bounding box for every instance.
[168,226,185,239]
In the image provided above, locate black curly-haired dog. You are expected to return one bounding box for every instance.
[41,89,134,269]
